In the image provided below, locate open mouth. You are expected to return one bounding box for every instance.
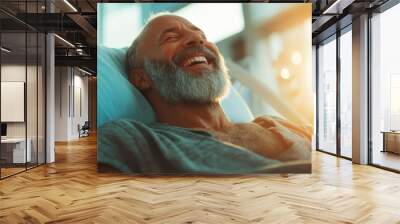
[183,55,209,67]
[173,47,218,72]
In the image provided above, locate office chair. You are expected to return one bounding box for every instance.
[79,121,90,138]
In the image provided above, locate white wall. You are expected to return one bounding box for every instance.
[77,72,89,137]
[1,65,26,132]
[54,67,89,141]
[55,67,70,141]
[71,72,89,138]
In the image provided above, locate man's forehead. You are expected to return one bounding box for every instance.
[144,15,199,36]
[136,15,204,57]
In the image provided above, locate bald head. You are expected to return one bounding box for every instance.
[126,14,214,74]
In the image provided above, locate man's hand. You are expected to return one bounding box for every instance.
[253,116,312,161]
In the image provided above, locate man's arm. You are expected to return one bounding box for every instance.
[252,115,311,162]
[253,116,313,141]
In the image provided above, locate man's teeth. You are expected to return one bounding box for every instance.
[184,56,208,66]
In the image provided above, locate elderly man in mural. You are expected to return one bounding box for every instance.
[98,13,312,174]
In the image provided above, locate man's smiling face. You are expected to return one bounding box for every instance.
[137,15,221,75]
[132,14,231,104]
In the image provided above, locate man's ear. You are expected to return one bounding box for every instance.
[129,68,152,91]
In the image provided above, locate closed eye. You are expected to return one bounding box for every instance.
[161,32,180,44]
[165,35,179,41]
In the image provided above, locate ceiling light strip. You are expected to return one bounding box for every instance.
[78,67,92,76]
[54,34,75,48]
[63,0,78,12]
[322,0,355,15]
[323,0,342,14]
[1,47,11,53]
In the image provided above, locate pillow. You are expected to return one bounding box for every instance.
[97,46,254,127]
[98,47,156,127]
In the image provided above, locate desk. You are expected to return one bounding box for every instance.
[1,138,31,163]
[381,131,400,154]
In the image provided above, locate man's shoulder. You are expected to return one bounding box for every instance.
[98,119,186,137]
[100,118,148,128]
[97,119,156,173]
[98,119,155,138]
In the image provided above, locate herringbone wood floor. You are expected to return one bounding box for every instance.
[0,134,399,224]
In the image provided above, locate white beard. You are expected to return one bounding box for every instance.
[143,54,231,104]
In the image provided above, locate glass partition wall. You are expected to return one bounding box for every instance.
[316,0,400,172]
[0,1,46,179]
[370,3,400,172]
[316,27,352,159]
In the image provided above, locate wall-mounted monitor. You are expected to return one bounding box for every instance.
[1,123,7,137]
[1,82,25,122]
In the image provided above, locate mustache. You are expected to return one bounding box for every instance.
[172,45,218,66]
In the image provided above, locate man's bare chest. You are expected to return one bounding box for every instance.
[208,124,277,154]
[196,121,309,161]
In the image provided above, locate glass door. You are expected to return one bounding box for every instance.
[339,28,352,158]
[317,36,337,154]
[370,3,400,171]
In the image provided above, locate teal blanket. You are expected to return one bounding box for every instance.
[98,119,310,174]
